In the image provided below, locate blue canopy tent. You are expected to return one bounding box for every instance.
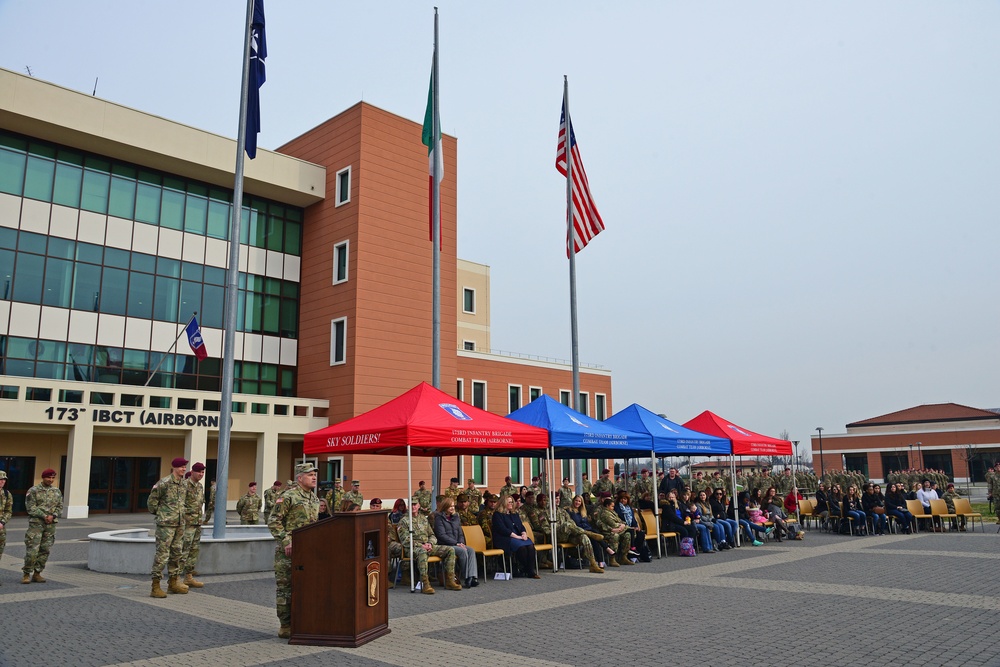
[605,403,731,555]
[506,395,653,567]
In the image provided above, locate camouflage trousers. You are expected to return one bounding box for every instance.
[602,529,631,558]
[0,524,6,560]
[557,525,595,563]
[403,544,456,578]
[274,547,293,626]
[150,524,185,579]
[181,523,202,574]
[240,514,259,525]
[23,520,56,575]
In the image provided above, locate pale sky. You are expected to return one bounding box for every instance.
[2,1,998,456]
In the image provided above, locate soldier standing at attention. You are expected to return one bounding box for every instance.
[500,476,517,497]
[414,480,432,516]
[581,473,593,500]
[0,471,12,579]
[464,478,482,511]
[444,477,462,501]
[343,480,364,508]
[148,457,189,597]
[264,480,283,518]
[592,468,615,498]
[268,463,320,639]
[181,462,207,589]
[237,482,262,524]
[204,480,216,523]
[22,468,62,584]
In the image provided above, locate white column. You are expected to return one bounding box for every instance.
[184,428,208,469]
[255,431,278,496]
[63,419,94,519]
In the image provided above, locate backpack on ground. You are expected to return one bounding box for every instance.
[679,537,697,557]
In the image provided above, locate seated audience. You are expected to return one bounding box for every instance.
[389,498,407,524]
[568,494,614,566]
[885,483,913,534]
[595,496,635,566]
[861,484,888,535]
[491,494,540,578]
[709,488,739,546]
[397,499,460,594]
[615,492,650,561]
[842,485,867,535]
[433,497,478,588]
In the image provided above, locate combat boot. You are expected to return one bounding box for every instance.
[167,575,189,594]
[588,558,605,574]
[444,573,463,591]
[420,576,436,594]
[278,625,291,639]
[606,557,620,567]
[31,571,46,583]
[21,573,31,584]
[587,530,605,542]
[150,579,167,598]
[183,573,204,588]
[617,551,635,566]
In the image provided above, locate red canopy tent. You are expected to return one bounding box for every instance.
[303,382,549,457]
[683,411,792,456]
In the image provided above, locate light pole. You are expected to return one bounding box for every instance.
[793,440,800,475]
[916,441,923,469]
[909,443,914,470]
[815,427,825,479]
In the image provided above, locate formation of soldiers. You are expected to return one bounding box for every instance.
[884,468,954,493]
[147,458,207,597]
[987,466,1000,505]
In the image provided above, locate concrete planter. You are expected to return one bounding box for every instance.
[88,525,276,574]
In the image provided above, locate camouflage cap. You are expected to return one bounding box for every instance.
[295,462,318,476]
[0,470,6,479]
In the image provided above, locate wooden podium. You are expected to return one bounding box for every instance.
[289,510,391,647]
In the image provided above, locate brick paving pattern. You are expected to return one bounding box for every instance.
[0,513,998,666]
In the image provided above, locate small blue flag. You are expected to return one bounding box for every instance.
[245,0,267,159]
[185,317,208,360]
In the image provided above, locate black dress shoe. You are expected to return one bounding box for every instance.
[470,577,479,587]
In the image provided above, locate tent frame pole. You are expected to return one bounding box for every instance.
[407,445,416,592]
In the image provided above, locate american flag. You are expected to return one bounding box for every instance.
[556,97,604,256]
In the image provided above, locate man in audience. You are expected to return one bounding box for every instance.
[940,483,966,531]
[444,477,461,501]
[414,480,432,515]
[343,480,364,508]
[397,499,459,594]
[464,478,482,511]
[593,468,615,497]
[500,476,517,496]
[916,479,938,531]
[658,467,687,499]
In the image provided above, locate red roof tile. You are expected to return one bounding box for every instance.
[847,403,999,428]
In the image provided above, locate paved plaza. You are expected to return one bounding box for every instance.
[1,513,998,667]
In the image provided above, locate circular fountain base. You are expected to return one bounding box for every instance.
[88,525,275,574]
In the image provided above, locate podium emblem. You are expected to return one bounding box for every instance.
[366,561,380,607]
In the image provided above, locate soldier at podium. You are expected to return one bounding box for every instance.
[268,462,320,639]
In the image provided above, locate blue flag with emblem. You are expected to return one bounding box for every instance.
[245,0,267,159]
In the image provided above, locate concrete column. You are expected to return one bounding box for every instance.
[255,431,278,496]
[184,428,208,469]
[64,419,94,519]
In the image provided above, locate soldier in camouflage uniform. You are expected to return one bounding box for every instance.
[774,468,794,496]
[324,479,344,515]
[478,494,498,547]
[0,470,13,579]
[559,479,574,508]
[940,483,966,531]
[413,480,432,516]
[500,476,517,497]
[443,477,462,502]
[237,482,262,524]
[554,504,603,573]
[398,499,459,594]
[264,480,283,518]
[581,473,593,501]
[343,480,364,510]
[456,494,478,526]
[690,471,709,496]
[180,462,207,589]
[147,457,189,597]
[593,497,633,566]
[22,468,63,584]
[204,480,216,523]
[268,462,320,638]
[592,468,615,498]
[635,469,654,500]
[464,478,482,511]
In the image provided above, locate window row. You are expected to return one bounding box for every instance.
[2,230,299,336]
[0,336,295,396]
[456,380,607,420]
[0,130,303,255]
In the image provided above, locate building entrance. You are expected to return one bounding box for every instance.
[86,457,161,513]
[0,456,35,514]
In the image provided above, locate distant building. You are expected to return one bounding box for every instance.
[809,403,1000,483]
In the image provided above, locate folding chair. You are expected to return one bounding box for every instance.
[464,524,508,581]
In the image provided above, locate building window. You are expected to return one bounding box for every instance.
[844,454,868,478]
[463,340,475,351]
[456,378,464,401]
[578,392,589,416]
[562,460,572,480]
[333,240,349,284]
[531,458,541,478]
[472,455,485,485]
[472,381,486,410]
[463,287,475,314]
[509,457,521,484]
[335,166,351,206]
[508,385,522,414]
[559,390,571,407]
[529,386,542,402]
[595,394,607,421]
[330,317,347,365]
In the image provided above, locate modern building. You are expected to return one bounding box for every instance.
[809,403,1000,483]
[0,67,613,516]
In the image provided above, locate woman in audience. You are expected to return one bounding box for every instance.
[569,494,613,565]
[735,491,769,546]
[390,498,407,524]
[614,492,650,561]
[491,494,540,578]
[433,497,478,588]
[661,488,699,543]
[762,487,781,514]
[783,487,803,517]
[829,484,845,532]
[678,490,715,552]
[339,499,360,512]
[709,488,739,547]
[885,483,913,534]
[842,485,867,535]
[814,483,831,530]
[862,483,888,535]
[692,489,728,551]
[595,496,634,566]
[317,499,332,520]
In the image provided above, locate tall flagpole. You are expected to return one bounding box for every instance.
[214,0,255,538]
[563,76,585,498]
[430,8,443,500]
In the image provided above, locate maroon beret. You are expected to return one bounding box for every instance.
[41,468,57,477]
[184,471,191,479]
[191,462,206,472]
[171,457,188,468]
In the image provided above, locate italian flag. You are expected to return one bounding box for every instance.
[422,66,442,245]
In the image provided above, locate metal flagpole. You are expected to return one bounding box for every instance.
[214,0,255,538]
[731,455,740,546]
[563,76,585,501]
[429,7,443,503]
[144,313,196,387]
[651,447,662,557]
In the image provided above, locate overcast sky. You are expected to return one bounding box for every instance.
[2,1,998,455]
